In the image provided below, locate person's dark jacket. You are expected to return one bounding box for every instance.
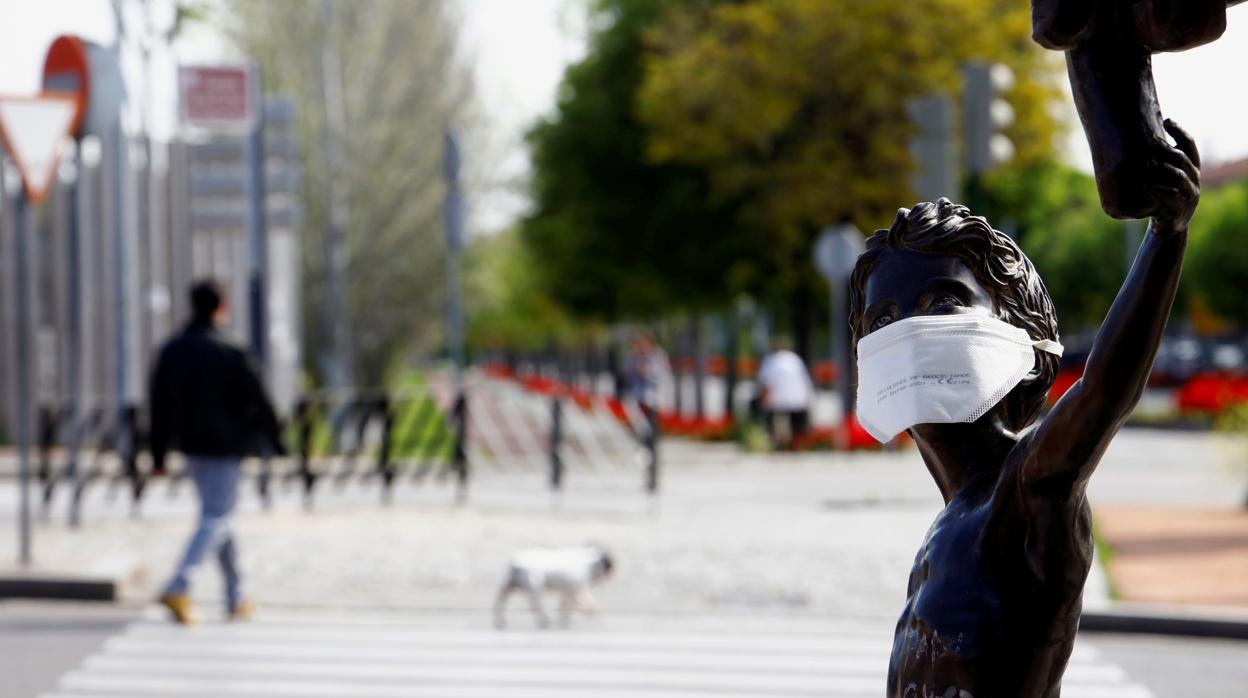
[149,319,285,471]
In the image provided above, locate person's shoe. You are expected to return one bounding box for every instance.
[228,599,257,622]
[158,593,197,625]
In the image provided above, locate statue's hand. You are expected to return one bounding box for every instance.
[1147,119,1201,234]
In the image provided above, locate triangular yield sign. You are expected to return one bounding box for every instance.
[0,94,78,205]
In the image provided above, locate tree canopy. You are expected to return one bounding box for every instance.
[1186,181,1248,326]
[523,0,1065,352]
[523,0,747,323]
[224,0,475,386]
[979,160,1128,332]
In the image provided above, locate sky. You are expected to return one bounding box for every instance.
[0,1,1244,230]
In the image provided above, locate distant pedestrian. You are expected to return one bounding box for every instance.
[625,330,670,420]
[149,280,284,624]
[756,337,814,448]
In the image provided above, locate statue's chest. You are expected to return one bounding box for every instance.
[904,502,1007,658]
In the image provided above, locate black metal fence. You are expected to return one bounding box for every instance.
[26,377,658,525]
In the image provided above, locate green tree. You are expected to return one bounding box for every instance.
[524,0,749,324]
[1186,181,1248,326]
[637,0,1062,279]
[223,0,476,386]
[526,0,1065,358]
[980,160,1127,332]
[464,228,578,352]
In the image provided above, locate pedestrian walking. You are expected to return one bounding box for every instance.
[149,280,285,624]
[624,330,670,421]
[756,337,813,448]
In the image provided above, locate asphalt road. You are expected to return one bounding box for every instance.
[1090,632,1248,697]
[0,601,136,698]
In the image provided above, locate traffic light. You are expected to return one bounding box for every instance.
[962,61,1015,175]
[906,93,958,203]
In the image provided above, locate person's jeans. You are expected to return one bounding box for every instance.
[163,456,243,609]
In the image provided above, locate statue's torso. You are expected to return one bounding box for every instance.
[887,472,1092,698]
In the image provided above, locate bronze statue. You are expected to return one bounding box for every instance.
[845,4,1213,693]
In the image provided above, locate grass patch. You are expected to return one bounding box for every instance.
[1092,522,1120,601]
[284,371,456,462]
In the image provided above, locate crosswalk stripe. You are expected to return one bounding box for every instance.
[57,673,878,698]
[93,639,1124,682]
[142,607,894,635]
[117,624,895,656]
[43,609,1154,698]
[76,655,1133,688]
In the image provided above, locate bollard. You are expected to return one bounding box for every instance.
[258,454,272,510]
[644,406,660,495]
[295,397,317,509]
[377,396,395,503]
[451,391,468,502]
[69,408,104,528]
[121,406,145,516]
[549,396,564,491]
[37,406,58,514]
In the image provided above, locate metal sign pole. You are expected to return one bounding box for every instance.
[830,283,847,451]
[64,147,83,519]
[443,130,466,384]
[834,282,854,451]
[245,67,268,368]
[14,188,33,565]
[110,121,131,483]
[813,225,865,451]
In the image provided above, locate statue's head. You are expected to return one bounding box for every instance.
[849,199,1060,432]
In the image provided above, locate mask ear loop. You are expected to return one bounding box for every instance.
[1018,337,1064,388]
[1032,338,1064,357]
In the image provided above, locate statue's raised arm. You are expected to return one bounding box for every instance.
[1031,0,1233,218]
[1018,119,1198,493]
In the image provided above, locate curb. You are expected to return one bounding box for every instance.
[1081,606,1248,641]
[0,575,118,602]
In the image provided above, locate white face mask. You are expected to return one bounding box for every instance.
[855,314,1063,443]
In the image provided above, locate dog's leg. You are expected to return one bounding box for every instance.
[494,566,524,629]
[524,581,550,629]
[558,590,577,628]
[576,589,600,618]
[493,582,516,630]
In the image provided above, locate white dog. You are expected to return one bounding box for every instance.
[494,545,614,629]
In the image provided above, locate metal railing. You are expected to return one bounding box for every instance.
[24,375,658,525]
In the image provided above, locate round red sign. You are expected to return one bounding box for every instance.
[41,35,90,139]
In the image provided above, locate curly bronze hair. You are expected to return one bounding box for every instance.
[848,199,1060,432]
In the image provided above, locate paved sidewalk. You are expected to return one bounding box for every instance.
[1096,505,1248,608]
[1,448,944,617]
[3,428,1243,619]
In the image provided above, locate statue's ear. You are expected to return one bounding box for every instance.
[1020,362,1042,387]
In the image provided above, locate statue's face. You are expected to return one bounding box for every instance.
[860,250,995,339]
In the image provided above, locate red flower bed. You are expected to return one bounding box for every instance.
[1177,373,1248,415]
[659,413,736,440]
[810,361,840,386]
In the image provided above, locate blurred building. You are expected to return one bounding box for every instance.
[0,95,303,446]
